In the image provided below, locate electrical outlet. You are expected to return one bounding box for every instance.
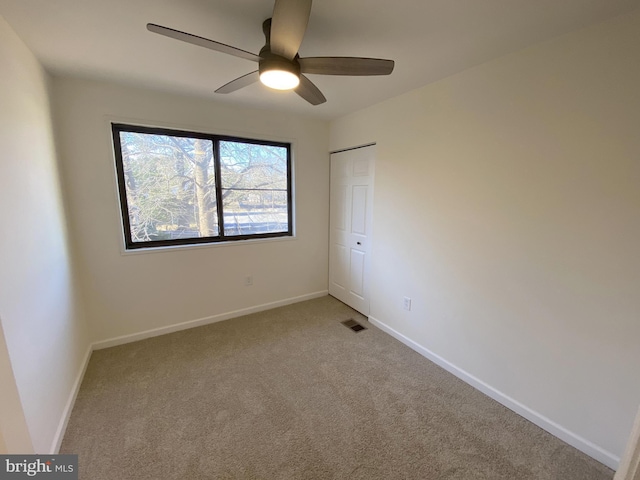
[245,275,253,286]
[403,296,411,311]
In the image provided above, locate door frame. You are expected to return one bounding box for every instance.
[615,405,640,480]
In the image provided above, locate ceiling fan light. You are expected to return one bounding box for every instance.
[260,69,300,90]
[258,55,301,90]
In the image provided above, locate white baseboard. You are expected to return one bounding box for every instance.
[368,316,620,470]
[92,290,329,350]
[614,406,640,480]
[50,344,93,454]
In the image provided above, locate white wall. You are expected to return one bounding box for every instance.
[0,318,33,453]
[52,78,330,342]
[331,9,640,466]
[0,16,90,453]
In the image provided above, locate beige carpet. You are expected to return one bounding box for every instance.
[61,296,613,479]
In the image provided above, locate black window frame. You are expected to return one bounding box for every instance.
[112,123,293,250]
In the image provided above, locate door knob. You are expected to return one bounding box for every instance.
[356,241,361,245]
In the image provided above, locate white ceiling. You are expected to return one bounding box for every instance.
[1,0,638,119]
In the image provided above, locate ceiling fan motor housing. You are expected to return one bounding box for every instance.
[259,53,301,78]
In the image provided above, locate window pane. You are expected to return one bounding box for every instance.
[118,132,218,243]
[219,141,289,236]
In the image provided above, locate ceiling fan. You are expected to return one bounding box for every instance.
[147,0,395,106]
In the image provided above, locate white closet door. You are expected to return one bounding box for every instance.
[329,145,375,315]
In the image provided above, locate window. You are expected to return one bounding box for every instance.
[112,124,292,249]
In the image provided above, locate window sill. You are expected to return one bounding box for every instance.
[119,234,297,256]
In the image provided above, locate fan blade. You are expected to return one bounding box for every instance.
[215,71,260,94]
[147,24,260,62]
[270,0,312,60]
[299,57,394,76]
[295,75,326,105]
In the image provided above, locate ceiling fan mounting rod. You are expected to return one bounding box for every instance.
[261,18,272,49]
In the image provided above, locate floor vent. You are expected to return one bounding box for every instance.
[341,318,367,333]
